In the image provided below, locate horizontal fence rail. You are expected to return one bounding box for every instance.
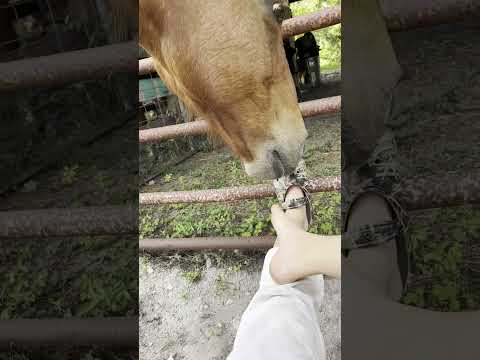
[139,96,341,143]
[140,172,480,207]
[2,173,476,239]
[140,176,341,205]
[139,172,480,250]
[0,42,136,92]
[140,119,209,143]
[1,3,477,92]
[400,171,480,211]
[140,236,276,251]
[138,1,479,75]
[282,5,341,38]
[381,0,480,32]
[138,6,342,75]
[0,317,137,349]
[0,206,137,239]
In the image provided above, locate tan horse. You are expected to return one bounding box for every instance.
[120,0,307,178]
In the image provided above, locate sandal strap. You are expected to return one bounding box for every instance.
[342,185,411,296]
[273,159,313,226]
[342,221,401,250]
[342,185,409,236]
[283,191,311,210]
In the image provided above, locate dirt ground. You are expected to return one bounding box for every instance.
[139,257,340,360]
[139,115,341,360]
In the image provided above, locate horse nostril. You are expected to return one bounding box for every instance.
[271,150,285,178]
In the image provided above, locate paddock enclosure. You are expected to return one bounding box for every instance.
[2,0,480,350]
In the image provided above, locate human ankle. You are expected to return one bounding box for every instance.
[270,229,309,284]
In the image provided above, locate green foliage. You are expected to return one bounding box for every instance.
[139,210,160,239]
[291,0,341,70]
[139,121,341,291]
[141,191,340,241]
[215,274,233,294]
[403,208,480,311]
[310,192,341,235]
[182,269,202,283]
[61,164,79,185]
[403,287,425,308]
[139,135,341,241]
[237,205,267,236]
[94,171,109,189]
[1,236,137,319]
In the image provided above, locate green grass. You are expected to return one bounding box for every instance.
[182,269,202,283]
[389,27,480,310]
[140,191,340,241]
[0,235,138,319]
[61,164,80,185]
[403,207,480,311]
[139,118,341,270]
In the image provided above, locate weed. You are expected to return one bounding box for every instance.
[94,171,109,188]
[228,264,242,273]
[215,274,232,294]
[139,210,160,239]
[182,269,202,283]
[61,164,79,185]
[180,291,189,301]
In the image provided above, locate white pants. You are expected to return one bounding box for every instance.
[228,247,326,360]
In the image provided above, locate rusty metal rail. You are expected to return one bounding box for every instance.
[3,173,477,239]
[140,176,340,205]
[140,171,479,207]
[139,172,480,250]
[0,206,137,239]
[282,5,341,38]
[0,317,137,349]
[138,6,342,75]
[0,42,136,92]
[401,171,480,211]
[140,119,209,143]
[138,1,480,75]
[382,0,480,32]
[139,96,341,143]
[140,236,276,251]
[1,3,477,91]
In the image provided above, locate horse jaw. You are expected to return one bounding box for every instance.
[243,109,307,179]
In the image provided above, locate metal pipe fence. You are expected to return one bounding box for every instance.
[2,3,477,91]
[0,206,137,239]
[140,236,276,251]
[139,96,341,143]
[0,317,138,349]
[381,0,480,31]
[140,172,480,250]
[4,2,478,347]
[138,7,342,76]
[140,176,340,205]
[0,41,137,92]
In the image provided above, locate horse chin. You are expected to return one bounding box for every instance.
[243,160,278,180]
[242,144,303,180]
